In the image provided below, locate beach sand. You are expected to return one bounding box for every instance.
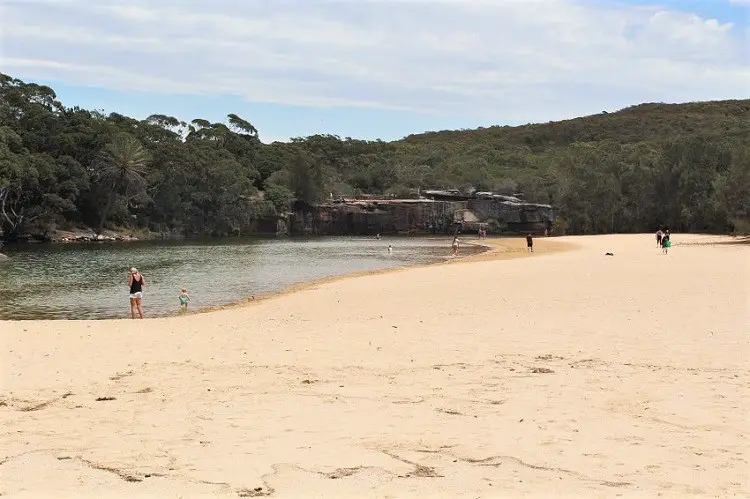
[1,234,747,498]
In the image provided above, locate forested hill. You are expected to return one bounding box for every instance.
[1,73,748,241]
[401,100,750,148]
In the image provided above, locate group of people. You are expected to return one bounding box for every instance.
[127,267,191,319]
[452,232,535,256]
[656,228,672,254]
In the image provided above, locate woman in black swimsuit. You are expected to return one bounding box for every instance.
[128,267,146,319]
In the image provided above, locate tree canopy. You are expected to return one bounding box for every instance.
[1,73,748,239]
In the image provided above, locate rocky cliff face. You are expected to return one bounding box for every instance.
[290,193,555,235]
[467,197,554,227]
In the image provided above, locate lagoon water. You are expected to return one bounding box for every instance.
[0,237,474,320]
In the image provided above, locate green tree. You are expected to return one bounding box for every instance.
[94,133,151,232]
[714,147,750,233]
[264,183,295,213]
[288,153,328,204]
[227,114,258,137]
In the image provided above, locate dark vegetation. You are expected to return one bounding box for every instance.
[1,73,748,241]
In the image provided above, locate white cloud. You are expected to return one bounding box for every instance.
[1,0,748,123]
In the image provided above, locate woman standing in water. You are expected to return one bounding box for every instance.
[128,267,146,319]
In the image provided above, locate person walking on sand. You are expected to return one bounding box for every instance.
[128,267,145,319]
[656,229,663,248]
[662,232,671,255]
[452,236,460,256]
[526,233,534,253]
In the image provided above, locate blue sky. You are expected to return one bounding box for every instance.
[2,0,748,143]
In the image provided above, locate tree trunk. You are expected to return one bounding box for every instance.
[97,193,117,234]
[98,172,125,233]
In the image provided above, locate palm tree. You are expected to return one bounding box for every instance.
[95,133,151,232]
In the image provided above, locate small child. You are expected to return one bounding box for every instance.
[179,288,191,309]
[662,237,672,255]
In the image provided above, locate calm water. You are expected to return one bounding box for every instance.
[0,237,478,320]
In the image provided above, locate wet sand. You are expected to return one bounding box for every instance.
[1,234,747,498]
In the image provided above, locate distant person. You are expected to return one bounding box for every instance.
[526,233,534,253]
[452,236,460,256]
[128,267,145,319]
[179,288,191,309]
[376,233,381,240]
[662,234,671,255]
[387,244,392,254]
[656,229,663,247]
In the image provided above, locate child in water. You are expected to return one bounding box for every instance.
[179,288,191,309]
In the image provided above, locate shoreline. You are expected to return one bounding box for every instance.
[190,236,576,318]
[0,231,551,246]
[1,235,574,322]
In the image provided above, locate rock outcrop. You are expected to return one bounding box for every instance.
[291,191,555,235]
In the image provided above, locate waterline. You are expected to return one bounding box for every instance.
[0,236,481,320]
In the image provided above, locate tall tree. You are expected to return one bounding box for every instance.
[227,114,258,137]
[94,133,151,232]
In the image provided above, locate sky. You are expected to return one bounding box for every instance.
[1,0,749,143]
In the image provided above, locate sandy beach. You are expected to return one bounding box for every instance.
[1,234,747,498]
